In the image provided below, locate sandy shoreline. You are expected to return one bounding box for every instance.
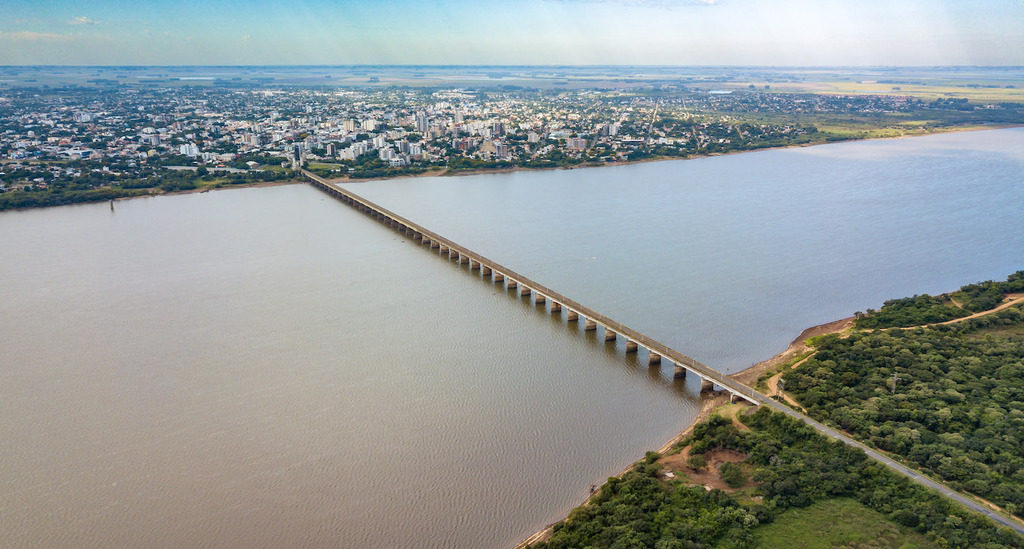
[514,393,730,548]
[512,290,1024,547]
[729,316,854,387]
[512,314,859,548]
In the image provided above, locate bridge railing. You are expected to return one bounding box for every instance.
[303,170,762,404]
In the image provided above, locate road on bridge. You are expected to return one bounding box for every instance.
[303,171,1024,538]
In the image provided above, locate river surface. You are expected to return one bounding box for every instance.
[1,128,1023,548]
[346,128,1024,373]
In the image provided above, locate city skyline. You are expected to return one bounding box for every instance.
[2,0,1023,66]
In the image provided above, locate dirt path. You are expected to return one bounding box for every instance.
[716,402,753,432]
[764,356,812,413]
[733,293,1024,388]
[927,293,1024,327]
[516,292,1024,548]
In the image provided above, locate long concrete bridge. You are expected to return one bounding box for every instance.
[303,170,758,403]
[303,170,1024,537]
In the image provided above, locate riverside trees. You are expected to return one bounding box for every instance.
[786,304,1024,518]
[531,409,1023,548]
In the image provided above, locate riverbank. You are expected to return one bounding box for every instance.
[0,179,305,212]
[514,393,731,549]
[729,316,854,387]
[332,123,1019,187]
[510,314,853,549]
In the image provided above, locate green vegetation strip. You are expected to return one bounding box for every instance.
[530,408,1023,548]
[751,498,935,549]
[785,304,1024,519]
[854,271,1024,328]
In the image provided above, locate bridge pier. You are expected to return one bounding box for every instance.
[303,175,754,413]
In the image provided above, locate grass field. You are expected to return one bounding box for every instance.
[749,498,936,549]
[307,162,343,170]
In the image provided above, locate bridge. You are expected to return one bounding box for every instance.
[303,170,1024,537]
[303,170,758,404]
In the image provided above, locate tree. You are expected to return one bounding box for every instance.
[719,462,747,488]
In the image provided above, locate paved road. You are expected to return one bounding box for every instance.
[303,171,1024,538]
[755,395,1024,536]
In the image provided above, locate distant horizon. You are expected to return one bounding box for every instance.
[4,64,1024,69]
[3,1,1023,66]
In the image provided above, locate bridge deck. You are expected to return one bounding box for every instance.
[303,170,760,403]
[303,170,1024,536]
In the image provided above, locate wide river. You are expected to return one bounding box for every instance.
[2,128,1023,548]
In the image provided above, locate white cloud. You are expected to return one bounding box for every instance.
[546,0,719,5]
[68,16,99,26]
[0,30,72,42]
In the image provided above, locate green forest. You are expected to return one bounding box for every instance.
[853,271,1024,329]
[531,409,1023,548]
[784,304,1024,519]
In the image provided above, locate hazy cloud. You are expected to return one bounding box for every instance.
[546,0,719,5]
[0,30,72,42]
[68,16,99,25]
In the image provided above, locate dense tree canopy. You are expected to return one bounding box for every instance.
[533,409,1023,548]
[786,305,1024,517]
[854,271,1024,329]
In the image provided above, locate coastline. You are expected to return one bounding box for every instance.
[514,393,731,549]
[513,314,856,548]
[6,123,1016,212]
[332,123,1020,186]
[512,289,1024,547]
[119,179,303,200]
[729,316,854,387]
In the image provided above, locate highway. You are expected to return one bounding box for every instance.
[755,394,1024,536]
[303,170,1024,538]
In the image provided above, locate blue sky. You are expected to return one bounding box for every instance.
[2,0,1023,66]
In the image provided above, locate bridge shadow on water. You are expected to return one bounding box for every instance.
[378,208,705,404]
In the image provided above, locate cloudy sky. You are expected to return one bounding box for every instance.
[2,0,1022,66]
